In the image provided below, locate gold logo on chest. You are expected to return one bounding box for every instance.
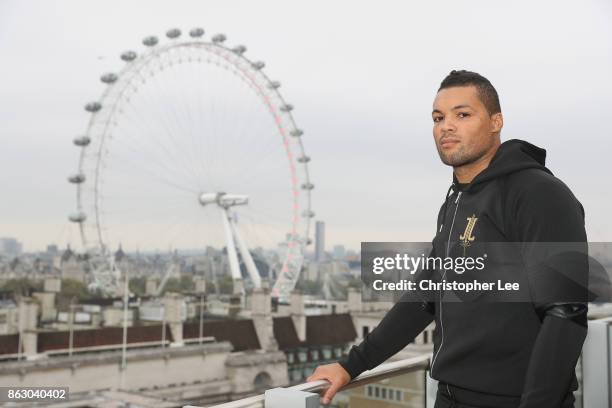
[459,214,478,248]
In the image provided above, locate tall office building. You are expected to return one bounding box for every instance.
[0,237,23,257]
[315,221,325,262]
[332,245,346,260]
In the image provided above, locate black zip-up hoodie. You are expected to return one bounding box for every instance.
[339,139,588,407]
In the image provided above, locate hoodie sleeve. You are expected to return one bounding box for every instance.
[510,175,588,408]
[337,291,435,379]
[511,175,588,308]
[337,247,436,380]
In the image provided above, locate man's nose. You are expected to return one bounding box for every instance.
[441,117,457,132]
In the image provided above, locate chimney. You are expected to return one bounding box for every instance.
[251,288,278,351]
[18,299,39,360]
[228,294,242,319]
[18,298,38,331]
[22,330,38,360]
[145,277,158,296]
[32,292,56,322]
[163,292,184,345]
[347,288,362,313]
[194,276,207,293]
[290,290,306,343]
[252,288,271,315]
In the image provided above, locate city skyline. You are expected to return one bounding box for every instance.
[1,0,611,253]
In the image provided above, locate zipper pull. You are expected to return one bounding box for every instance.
[454,191,462,204]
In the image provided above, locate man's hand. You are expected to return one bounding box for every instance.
[306,362,351,405]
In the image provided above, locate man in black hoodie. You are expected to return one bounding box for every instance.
[307,70,588,408]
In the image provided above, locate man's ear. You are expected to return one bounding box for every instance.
[490,112,503,134]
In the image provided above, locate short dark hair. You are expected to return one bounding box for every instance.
[438,70,501,115]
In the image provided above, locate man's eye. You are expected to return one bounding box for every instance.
[433,117,442,123]
[458,112,470,118]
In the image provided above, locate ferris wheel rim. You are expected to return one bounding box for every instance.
[73,33,313,258]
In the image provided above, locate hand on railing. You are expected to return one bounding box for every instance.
[306,362,351,405]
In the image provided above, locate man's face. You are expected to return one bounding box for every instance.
[432,86,500,167]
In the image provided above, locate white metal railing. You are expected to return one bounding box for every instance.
[184,315,612,408]
[184,354,431,408]
[0,337,218,362]
[582,316,612,407]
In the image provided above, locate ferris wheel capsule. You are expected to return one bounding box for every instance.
[302,210,315,218]
[212,34,226,43]
[297,155,310,163]
[85,102,102,113]
[268,81,281,89]
[68,212,87,223]
[232,45,247,55]
[100,73,118,84]
[143,36,159,47]
[251,61,265,70]
[301,182,314,190]
[219,194,249,207]
[198,192,219,205]
[290,129,304,137]
[120,51,137,62]
[166,28,181,39]
[73,135,91,146]
[189,28,204,38]
[68,173,86,184]
[280,104,294,112]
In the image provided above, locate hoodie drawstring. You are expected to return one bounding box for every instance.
[447,383,458,407]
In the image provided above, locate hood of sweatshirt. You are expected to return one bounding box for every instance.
[453,139,553,193]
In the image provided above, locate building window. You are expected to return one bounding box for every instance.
[286,352,294,364]
[253,372,272,393]
[291,369,302,382]
[362,326,369,338]
[424,330,428,344]
[322,347,332,360]
[365,385,405,402]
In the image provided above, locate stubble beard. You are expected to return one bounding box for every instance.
[437,141,489,168]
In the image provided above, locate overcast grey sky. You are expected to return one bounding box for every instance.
[1,0,611,252]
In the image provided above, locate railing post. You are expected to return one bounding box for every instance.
[425,369,438,408]
[582,317,612,408]
[264,387,320,408]
[196,355,431,408]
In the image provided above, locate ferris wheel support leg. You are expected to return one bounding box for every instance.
[220,208,244,295]
[228,216,262,289]
[155,262,176,297]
